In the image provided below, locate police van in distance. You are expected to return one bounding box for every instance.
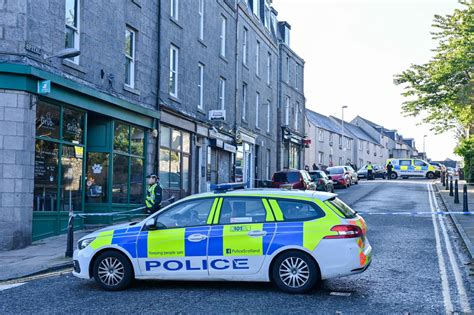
[386,158,437,180]
[73,183,372,294]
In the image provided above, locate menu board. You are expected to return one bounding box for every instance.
[34,140,58,185]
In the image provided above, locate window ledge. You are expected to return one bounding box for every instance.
[256,74,261,80]
[170,16,183,29]
[198,39,207,48]
[168,95,182,104]
[197,108,206,115]
[255,126,261,131]
[131,0,141,8]
[123,84,140,95]
[219,55,228,63]
[243,63,249,70]
[62,59,86,74]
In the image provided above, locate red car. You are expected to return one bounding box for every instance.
[271,169,316,190]
[325,166,353,188]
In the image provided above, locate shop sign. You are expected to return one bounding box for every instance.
[223,143,237,153]
[209,109,226,121]
[37,80,51,95]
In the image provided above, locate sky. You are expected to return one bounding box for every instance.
[273,0,463,161]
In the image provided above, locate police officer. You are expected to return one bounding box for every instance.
[145,174,162,214]
[367,162,373,180]
[386,161,393,180]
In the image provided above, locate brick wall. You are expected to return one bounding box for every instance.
[0,90,35,250]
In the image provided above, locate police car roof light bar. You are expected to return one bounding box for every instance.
[210,182,247,193]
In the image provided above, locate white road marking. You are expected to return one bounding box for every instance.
[427,183,453,313]
[430,184,472,313]
[0,283,25,292]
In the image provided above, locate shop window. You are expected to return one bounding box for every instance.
[160,126,191,198]
[112,154,129,203]
[36,103,60,139]
[130,157,144,204]
[131,126,144,156]
[114,122,130,153]
[62,108,84,144]
[86,152,109,203]
[34,140,59,211]
[60,144,83,211]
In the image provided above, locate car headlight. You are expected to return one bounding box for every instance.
[77,237,96,250]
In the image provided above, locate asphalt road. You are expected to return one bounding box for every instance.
[1,179,473,314]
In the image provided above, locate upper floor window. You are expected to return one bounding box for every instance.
[252,0,260,18]
[266,100,271,133]
[329,133,333,144]
[295,63,299,89]
[255,41,260,76]
[267,52,271,85]
[286,56,290,83]
[65,0,80,63]
[339,135,343,146]
[359,140,363,150]
[318,129,324,142]
[220,16,227,57]
[198,0,204,40]
[255,92,260,128]
[242,83,248,120]
[198,63,204,110]
[219,77,226,110]
[125,27,135,88]
[243,28,248,65]
[171,0,179,20]
[294,102,300,130]
[285,96,290,125]
[169,45,179,97]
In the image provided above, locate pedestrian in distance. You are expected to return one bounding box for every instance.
[386,161,393,180]
[367,162,374,180]
[145,173,163,215]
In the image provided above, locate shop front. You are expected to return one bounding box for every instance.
[208,129,237,185]
[0,64,159,241]
[282,127,304,170]
[235,129,256,188]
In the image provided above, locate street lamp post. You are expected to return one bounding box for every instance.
[341,106,348,153]
[423,135,427,156]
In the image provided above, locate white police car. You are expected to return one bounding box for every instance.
[73,185,372,294]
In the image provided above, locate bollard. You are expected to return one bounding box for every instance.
[445,175,449,190]
[449,179,454,196]
[454,180,459,204]
[441,172,445,185]
[463,184,469,213]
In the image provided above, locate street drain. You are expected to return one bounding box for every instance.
[330,291,352,297]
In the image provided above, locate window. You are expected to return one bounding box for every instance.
[318,129,324,142]
[266,100,271,133]
[125,27,135,88]
[255,92,260,128]
[219,77,226,110]
[286,56,290,83]
[318,151,324,164]
[325,198,357,219]
[198,63,204,110]
[160,126,191,199]
[169,45,179,97]
[266,149,271,180]
[294,102,300,130]
[255,41,260,76]
[339,135,342,146]
[414,160,427,167]
[171,0,179,20]
[65,0,80,63]
[198,0,204,40]
[295,63,298,89]
[285,96,290,125]
[156,198,215,229]
[359,140,363,150]
[220,16,227,57]
[400,160,411,166]
[348,139,352,150]
[252,0,260,18]
[243,28,248,65]
[339,157,343,165]
[219,198,271,224]
[272,199,325,221]
[267,52,271,85]
[329,133,333,145]
[242,83,248,120]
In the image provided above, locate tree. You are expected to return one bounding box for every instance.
[395,0,474,136]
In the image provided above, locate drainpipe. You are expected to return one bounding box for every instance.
[155,0,162,174]
[233,3,241,182]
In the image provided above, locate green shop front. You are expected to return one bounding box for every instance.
[0,64,159,240]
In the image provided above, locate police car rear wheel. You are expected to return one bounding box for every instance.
[272,251,318,294]
[390,173,398,180]
[93,251,133,291]
[426,172,435,179]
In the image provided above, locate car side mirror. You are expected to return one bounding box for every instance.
[145,218,156,230]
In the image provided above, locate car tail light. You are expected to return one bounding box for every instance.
[324,225,363,239]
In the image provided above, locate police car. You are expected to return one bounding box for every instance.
[386,158,437,180]
[73,184,372,294]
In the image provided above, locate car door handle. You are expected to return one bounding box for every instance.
[247,230,267,237]
[187,234,207,242]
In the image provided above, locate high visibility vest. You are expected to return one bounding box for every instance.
[367,164,373,171]
[145,183,158,208]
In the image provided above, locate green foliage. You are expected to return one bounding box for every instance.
[455,135,474,182]
[395,0,474,134]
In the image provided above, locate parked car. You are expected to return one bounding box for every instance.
[308,170,335,193]
[344,165,359,185]
[357,164,386,179]
[429,162,444,178]
[272,169,316,190]
[325,166,351,188]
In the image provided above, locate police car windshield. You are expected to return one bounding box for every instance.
[325,197,357,219]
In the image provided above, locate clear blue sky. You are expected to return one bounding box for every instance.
[274,0,462,161]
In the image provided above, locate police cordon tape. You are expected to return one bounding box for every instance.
[357,211,474,216]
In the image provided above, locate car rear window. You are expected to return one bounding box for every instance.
[287,172,300,183]
[327,167,344,174]
[325,198,357,219]
[310,172,321,180]
[273,172,287,182]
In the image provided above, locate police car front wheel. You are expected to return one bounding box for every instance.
[93,251,133,291]
[272,251,319,294]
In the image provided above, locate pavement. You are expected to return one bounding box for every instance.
[0,230,90,281]
[435,179,474,259]
[0,180,472,313]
